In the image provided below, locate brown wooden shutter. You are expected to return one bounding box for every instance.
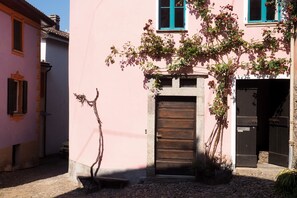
[22,80,28,114]
[7,78,17,115]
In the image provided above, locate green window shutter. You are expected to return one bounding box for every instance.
[22,80,28,114]
[7,78,17,115]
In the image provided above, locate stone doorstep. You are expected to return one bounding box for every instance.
[235,163,285,181]
[235,151,285,179]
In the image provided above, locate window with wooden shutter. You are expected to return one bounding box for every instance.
[7,78,28,116]
[7,78,17,115]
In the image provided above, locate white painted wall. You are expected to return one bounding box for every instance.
[41,36,69,155]
[41,40,46,62]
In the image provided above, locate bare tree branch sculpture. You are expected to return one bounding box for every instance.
[74,88,104,179]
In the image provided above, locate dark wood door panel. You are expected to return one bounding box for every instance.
[156,160,193,168]
[157,149,195,160]
[156,160,194,175]
[236,82,258,167]
[157,128,195,139]
[269,117,289,167]
[269,152,289,167]
[158,101,196,109]
[158,109,195,119]
[236,87,257,116]
[157,139,195,150]
[157,119,195,129]
[236,79,290,168]
[237,116,258,126]
[269,116,289,127]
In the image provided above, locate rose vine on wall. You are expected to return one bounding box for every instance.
[105,0,296,160]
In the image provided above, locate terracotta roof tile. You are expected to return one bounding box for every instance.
[43,27,69,40]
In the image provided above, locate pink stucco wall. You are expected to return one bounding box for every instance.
[0,10,40,148]
[69,0,291,175]
[69,1,153,171]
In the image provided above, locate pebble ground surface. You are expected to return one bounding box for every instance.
[0,155,284,198]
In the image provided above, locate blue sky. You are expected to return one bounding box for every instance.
[27,0,69,32]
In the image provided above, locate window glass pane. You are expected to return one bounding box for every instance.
[180,78,197,87]
[175,0,184,7]
[13,19,22,51]
[160,0,170,7]
[12,81,18,112]
[250,0,261,21]
[18,81,24,112]
[160,8,170,28]
[22,80,28,114]
[266,2,277,20]
[160,78,172,87]
[175,8,184,27]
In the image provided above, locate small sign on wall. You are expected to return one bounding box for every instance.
[237,127,251,132]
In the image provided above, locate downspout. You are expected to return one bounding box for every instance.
[41,62,52,157]
[289,31,295,169]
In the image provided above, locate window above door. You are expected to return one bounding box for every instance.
[158,0,186,31]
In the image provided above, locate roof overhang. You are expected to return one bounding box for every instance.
[0,0,55,27]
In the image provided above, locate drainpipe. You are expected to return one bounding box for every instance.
[289,32,296,169]
[41,62,52,157]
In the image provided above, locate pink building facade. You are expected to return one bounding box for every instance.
[69,0,293,181]
[0,1,54,171]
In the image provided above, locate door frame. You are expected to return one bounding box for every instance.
[146,76,206,176]
[231,75,291,169]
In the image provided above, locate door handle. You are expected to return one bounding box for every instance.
[156,133,162,138]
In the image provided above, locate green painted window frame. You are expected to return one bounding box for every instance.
[159,0,186,30]
[248,0,281,23]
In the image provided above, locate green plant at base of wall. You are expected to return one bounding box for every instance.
[275,169,297,197]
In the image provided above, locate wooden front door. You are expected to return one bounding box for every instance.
[155,96,196,175]
[268,80,289,167]
[236,80,289,167]
[236,82,258,167]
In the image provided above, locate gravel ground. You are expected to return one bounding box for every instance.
[0,155,283,198]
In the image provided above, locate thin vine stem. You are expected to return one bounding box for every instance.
[74,88,104,179]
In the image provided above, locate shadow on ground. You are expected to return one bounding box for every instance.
[57,164,280,198]
[0,155,283,197]
[0,154,68,188]
[56,174,279,198]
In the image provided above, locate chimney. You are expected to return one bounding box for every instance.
[49,14,60,30]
